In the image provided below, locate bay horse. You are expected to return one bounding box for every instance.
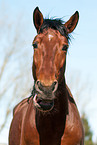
[9,7,84,145]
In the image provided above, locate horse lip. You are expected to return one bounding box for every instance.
[33,94,54,111]
[33,94,41,108]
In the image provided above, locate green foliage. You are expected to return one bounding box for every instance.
[82,114,97,145]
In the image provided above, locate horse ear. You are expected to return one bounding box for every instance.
[64,11,79,33]
[33,7,43,32]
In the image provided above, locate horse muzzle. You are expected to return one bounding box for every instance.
[33,80,58,112]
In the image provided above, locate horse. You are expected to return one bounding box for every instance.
[9,7,84,145]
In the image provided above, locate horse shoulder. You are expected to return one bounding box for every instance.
[9,98,39,145]
[13,98,28,116]
[20,100,40,145]
[61,85,84,145]
[9,98,29,145]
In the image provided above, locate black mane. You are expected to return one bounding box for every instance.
[39,18,70,41]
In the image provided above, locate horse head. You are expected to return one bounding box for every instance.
[32,7,79,112]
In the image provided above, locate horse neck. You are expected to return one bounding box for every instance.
[56,77,68,115]
[35,77,68,145]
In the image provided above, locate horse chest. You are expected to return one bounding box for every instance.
[35,113,66,145]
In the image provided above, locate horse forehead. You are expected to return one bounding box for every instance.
[35,29,63,44]
[45,32,58,50]
[44,29,60,41]
[48,34,54,41]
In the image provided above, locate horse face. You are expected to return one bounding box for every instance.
[32,29,68,111]
[32,7,79,111]
[33,29,68,85]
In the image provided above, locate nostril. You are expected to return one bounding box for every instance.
[35,80,58,93]
[53,81,57,86]
[36,80,40,85]
[35,80,40,90]
[36,80,43,91]
[52,81,58,92]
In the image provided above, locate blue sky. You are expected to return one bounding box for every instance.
[0,0,97,143]
[4,0,97,75]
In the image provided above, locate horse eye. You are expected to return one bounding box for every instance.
[33,42,38,49]
[62,45,68,51]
